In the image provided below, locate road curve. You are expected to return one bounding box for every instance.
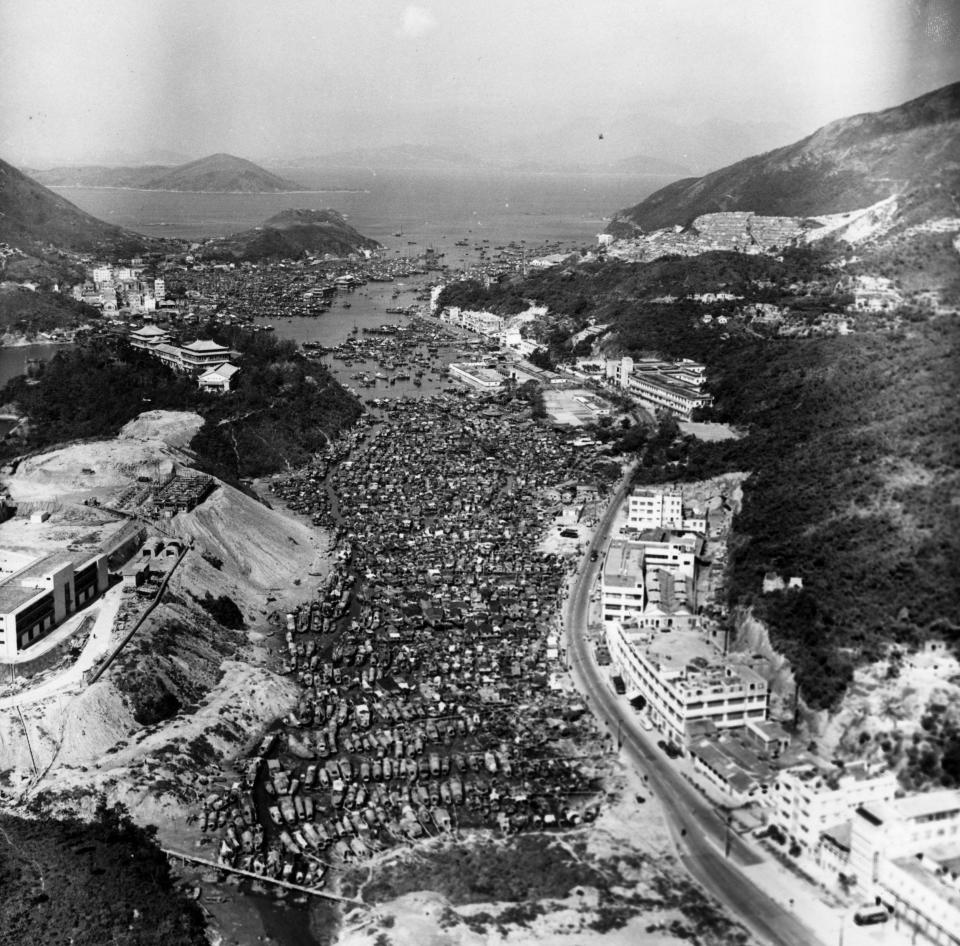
[563,472,824,946]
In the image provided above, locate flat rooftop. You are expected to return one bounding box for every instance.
[892,851,960,914]
[449,362,504,386]
[895,789,960,822]
[603,539,644,588]
[0,550,75,613]
[624,625,721,668]
[621,626,765,692]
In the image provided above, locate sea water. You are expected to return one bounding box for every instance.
[48,166,665,246]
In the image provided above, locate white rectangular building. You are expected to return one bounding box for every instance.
[0,550,109,658]
[627,489,709,534]
[448,362,504,389]
[770,761,898,854]
[850,790,960,945]
[601,534,699,627]
[605,622,769,744]
[628,489,683,530]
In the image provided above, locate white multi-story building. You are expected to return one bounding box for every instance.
[448,362,504,389]
[605,356,633,387]
[92,265,113,285]
[630,529,700,578]
[439,307,505,336]
[154,277,165,301]
[600,533,699,628]
[600,540,646,622]
[0,550,109,658]
[627,368,713,420]
[627,489,709,534]
[628,489,683,530]
[770,761,898,854]
[602,356,712,420]
[605,622,769,744]
[849,790,960,945]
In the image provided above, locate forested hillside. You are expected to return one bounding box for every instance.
[0,801,206,946]
[0,330,361,479]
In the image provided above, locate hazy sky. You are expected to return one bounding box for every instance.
[2,0,958,165]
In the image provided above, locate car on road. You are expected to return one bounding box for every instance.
[589,550,599,561]
[657,739,681,759]
[853,905,890,926]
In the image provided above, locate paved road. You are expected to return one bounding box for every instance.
[563,474,825,946]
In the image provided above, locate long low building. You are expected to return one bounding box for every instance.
[448,362,505,390]
[0,550,109,659]
[603,356,713,420]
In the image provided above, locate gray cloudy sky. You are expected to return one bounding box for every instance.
[2,0,958,165]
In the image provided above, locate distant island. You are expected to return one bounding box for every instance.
[199,207,381,261]
[27,152,308,194]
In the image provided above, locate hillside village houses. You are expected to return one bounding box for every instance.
[76,259,167,316]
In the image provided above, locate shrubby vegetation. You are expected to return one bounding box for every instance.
[0,339,200,452]
[0,800,206,946]
[0,286,101,336]
[901,700,960,790]
[195,592,245,629]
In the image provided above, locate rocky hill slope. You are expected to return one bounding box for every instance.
[0,157,150,256]
[0,412,325,826]
[610,81,960,233]
[200,207,381,260]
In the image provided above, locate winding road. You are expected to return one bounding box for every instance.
[563,473,826,946]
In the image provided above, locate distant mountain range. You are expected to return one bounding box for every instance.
[279,144,491,171]
[610,81,960,233]
[494,114,803,177]
[200,209,380,261]
[28,153,306,193]
[0,157,150,257]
